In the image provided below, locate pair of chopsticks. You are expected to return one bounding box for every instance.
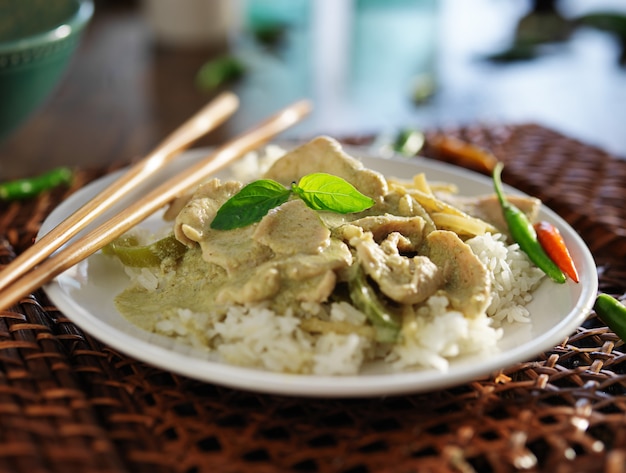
[0,93,312,311]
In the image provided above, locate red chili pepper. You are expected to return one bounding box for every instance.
[533,221,579,283]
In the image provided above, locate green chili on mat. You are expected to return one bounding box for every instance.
[196,55,246,92]
[0,166,73,200]
[492,162,566,284]
[594,294,626,343]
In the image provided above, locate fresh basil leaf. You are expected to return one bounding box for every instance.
[210,179,291,230]
[293,173,375,213]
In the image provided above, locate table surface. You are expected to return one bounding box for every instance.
[1,0,626,179]
[2,2,626,472]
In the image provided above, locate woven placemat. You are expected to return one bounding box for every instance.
[1,124,626,473]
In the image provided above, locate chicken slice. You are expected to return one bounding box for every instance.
[216,267,281,304]
[425,230,490,318]
[253,199,330,255]
[347,214,427,252]
[262,136,388,201]
[174,178,272,275]
[174,178,243,246]
[198,226,273,276]
[351,231,443,305]
[217,239,352,306]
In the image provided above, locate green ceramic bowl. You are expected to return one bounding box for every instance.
[0,0,94,141]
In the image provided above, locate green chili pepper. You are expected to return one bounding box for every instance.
[103,234,187,267]
[492,162,566,283]
[392,128,425,157]
[0,166,73,200]
[348,266,401,343]
[195,55,246,92]
[594,294,626,343]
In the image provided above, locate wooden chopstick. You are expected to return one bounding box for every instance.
[0,91,239,292]
[0,99,312,311]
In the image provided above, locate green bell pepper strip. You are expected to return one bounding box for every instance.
[0,167,73,200]
[492,162,566,284]
[102,234,187,267]
[594,294,626,343]
[348,266,401,343]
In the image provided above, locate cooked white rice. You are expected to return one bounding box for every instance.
[466,233,545,325]
[123,230,544,375]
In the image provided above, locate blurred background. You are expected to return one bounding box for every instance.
[1,0,625,178]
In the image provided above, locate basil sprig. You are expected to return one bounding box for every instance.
[210,173,375,230]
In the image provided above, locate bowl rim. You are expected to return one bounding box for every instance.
[0,0,94,54]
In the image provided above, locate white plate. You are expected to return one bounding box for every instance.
[39,146,598,398]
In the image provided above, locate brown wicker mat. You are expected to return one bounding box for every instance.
[1,124,626,473]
